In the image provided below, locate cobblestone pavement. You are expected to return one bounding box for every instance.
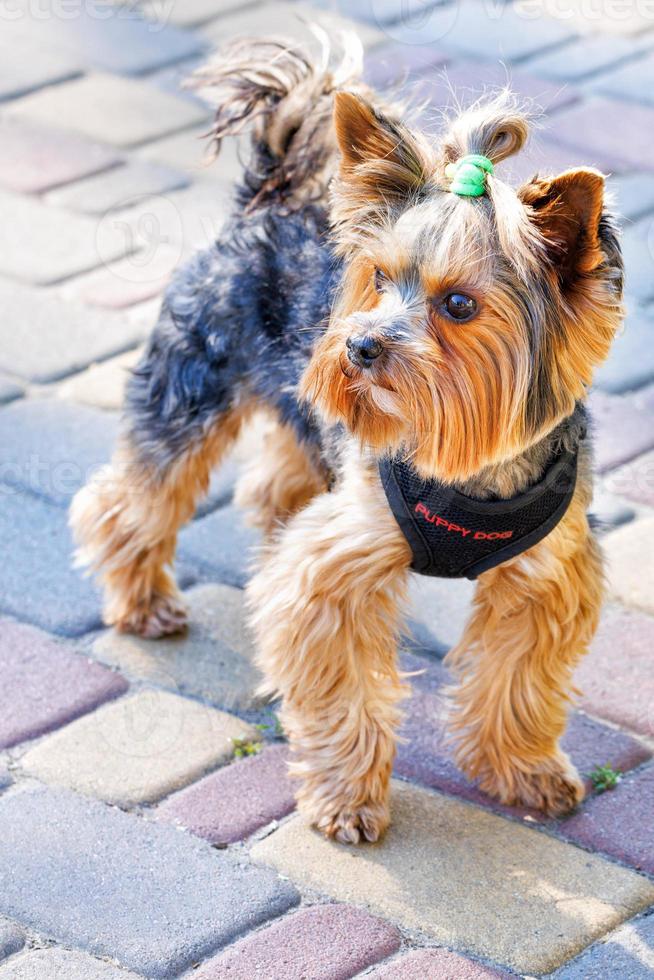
[1,1,654,977]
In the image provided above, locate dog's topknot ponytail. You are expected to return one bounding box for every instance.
[439,91,530,170]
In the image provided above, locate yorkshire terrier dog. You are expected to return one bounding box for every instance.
[71,34,623,844]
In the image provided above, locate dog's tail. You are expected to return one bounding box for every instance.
[188,27,365,211]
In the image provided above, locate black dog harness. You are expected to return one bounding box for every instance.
[379,438,581,579]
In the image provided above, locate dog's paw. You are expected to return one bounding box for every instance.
[481,756,584,817]
[311,799,390,845]
[114,594,188,639]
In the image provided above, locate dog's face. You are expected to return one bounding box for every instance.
[302,93,623,481]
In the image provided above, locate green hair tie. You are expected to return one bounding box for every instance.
[445,154,494,197]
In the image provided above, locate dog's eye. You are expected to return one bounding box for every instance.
[443,293,477,321]
[374,268,388,293]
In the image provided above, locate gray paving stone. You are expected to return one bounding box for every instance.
[589,486,635,533]
[0,119,120,195]
[0,948,140,979]
[0,378,23,406]
[0,618,128,751]
[0,280,145,383]
[25,0,206,76]
[404,574,475,656]
[92,583,263,711]
[0,39,82,101]
[525,36,648,81]
[10,73,208,149]
[57,348,142,412]
[589,387,654,473]
[548,97,654,174]
[179,504,261,588]
[553,911,654,979]
[0,400,119,507]
[49,161,189,214]
[593,309,654,393]
[0,918,23,963]
[0,191,127,285]
[0,489,104,636]
[597,51,654,108]
[143,0,252,27]
[0,785,299,978]
[383,0,576,61]
[609,173,654,222]
[61,244,180,311]
[363,41,450,89]
[621,218,654,302]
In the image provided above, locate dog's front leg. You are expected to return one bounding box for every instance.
[248,461,412,843]
[446,490,603,816]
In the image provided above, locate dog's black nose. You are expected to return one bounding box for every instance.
[346,335,384,367]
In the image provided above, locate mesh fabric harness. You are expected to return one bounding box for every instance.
[379,433,582,579]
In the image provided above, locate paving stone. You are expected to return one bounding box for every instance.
[367,948,512,979]
[0,378,23,406]
[404,575,475,656]
[92,583,262,711]
[0,766,9,791]
[0,948,141,979]
[559,765,654,875]
[606,448,654,508]
[577,603,654,740]
[24,0,206,76]
[0,400,119,506]
[555,1,654,36]
[547,97,654,173]
[588,388,654,473]
[157,743,294,844]
[0,618,127,751]
[500,135,590,187]
[620,218,654,302]
[10,73,208,149]
[0,279,145,383]
[142,0,255,27]
[593,310,654,393]
[0,785,299,978]
[195,904,401,980]
[417,59,579,120]
[251,780,654,975]
[137,123,236,177]
[588,485,635,533]
[49,161,189,214]
[382,1,576,61]
[596,51,654,108]
[0,190,127,285]
[397,652,651,814]
[604,517,654,616]
[363,42,450,88]
[179,504,262,588]
[526,37,648,82]
[57,348,142,411]
[63,244,180,310]
[0,490,105,636]
[0,40,82,101]
[203,2,386,52]
[609,173,654,222]
[0,118,120,195]
[19,689,253,806]
[0,919,24,963]
[553,911,654,979]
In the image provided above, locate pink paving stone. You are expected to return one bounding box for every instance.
[396,653,651,821]
[575,604,654,739]
[0,118,120,194]
[0,619,128,750]
[588,387,654,473]
[364,42,450,88]
[547,97,654,172]
[367,948,513,979]
[63,245,179,310]
[559,764,654,874]
[156,743,295,844]
[605,448,654,509]
[195,904,401,980]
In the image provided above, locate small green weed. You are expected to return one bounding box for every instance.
[232,737,264,759]
[588,764,622,793]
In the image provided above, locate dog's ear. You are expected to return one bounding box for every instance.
[333,91,430,203]
[519,168,605,282]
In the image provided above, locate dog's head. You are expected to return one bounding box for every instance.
[301,91,623,481]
